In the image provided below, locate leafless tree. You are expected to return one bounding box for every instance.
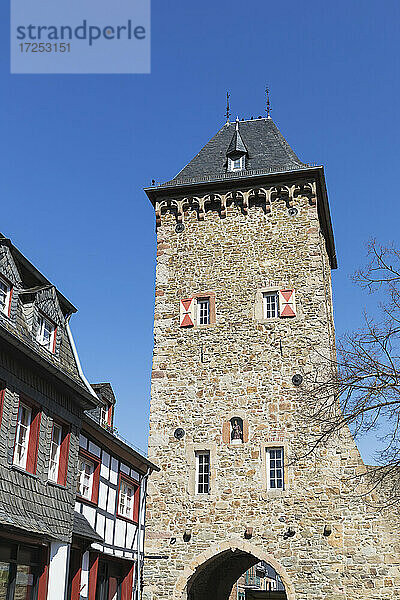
[300,240,400,505]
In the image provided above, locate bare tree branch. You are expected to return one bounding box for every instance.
[298,240,400,505]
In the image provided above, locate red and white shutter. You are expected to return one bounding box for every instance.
[279,289,296,317]
[180,298,196,327]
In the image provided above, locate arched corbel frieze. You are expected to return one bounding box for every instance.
[154,179,317,226]
[293,181,317,206]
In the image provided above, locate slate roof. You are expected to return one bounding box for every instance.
[227,121,248,155]
[0,235,98,409]
[91,382,116,406]
[73,511,103,542]
[169,117,307,185]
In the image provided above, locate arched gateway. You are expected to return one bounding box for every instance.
[176,540,294,600]
[143,116,400,599]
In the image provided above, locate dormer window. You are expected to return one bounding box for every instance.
[0,276,11,316]
[100,403,113,429]
[36,314,56,353]
[228,155,245,172]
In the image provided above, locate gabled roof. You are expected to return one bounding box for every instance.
[0,235,99,408]
[169,117,305,185]
[227,120,248,156]
[83,412,159,474]
[91,382,116,406]
[0,234,77,315]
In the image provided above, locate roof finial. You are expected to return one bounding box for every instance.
[235,116,239,131]
[266,85,271,119]
[225,92,231,123]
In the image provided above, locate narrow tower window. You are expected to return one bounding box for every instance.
[196,451,210,494]
[263,292,278,319]
[266,447,284,490]
[197,298,210,325]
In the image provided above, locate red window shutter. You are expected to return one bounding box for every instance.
[7,287,13,317]
[222,421,230,444]
[69,549,82,600]
[107,405,113,426]
[52,327,57,353]
[91,459,101,504]
[279,289,296,317]
[133,483,140,523]
[121,563,134,600]
[180,298,195,327]
[57,429,70,486]
[0,381,5,426]
[26,409,41,474]
[88,553,99,600]
[37,546,49,600]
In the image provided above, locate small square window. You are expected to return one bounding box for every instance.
[0,277,11,317]
[197,298,210,325]
[196,451,210,494]
[228,156,245,172]
[36,314,56,352]
[263,292,278,319]
[266,447,284,490]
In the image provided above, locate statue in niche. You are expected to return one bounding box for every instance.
[231,418,243,443]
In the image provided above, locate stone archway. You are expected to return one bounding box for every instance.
[175,540,295,600]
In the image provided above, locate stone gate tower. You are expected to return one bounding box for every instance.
[143,116,400,600]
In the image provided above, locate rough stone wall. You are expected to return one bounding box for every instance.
[144,183,400,600]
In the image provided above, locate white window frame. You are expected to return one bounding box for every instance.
[13,403,32,469]
[77,456,95,500]
[48,423,62,482]
[195,451,210,494]
[36,314,56,352]
[263,292,278,319]
[0,277,11,316]
[266,447,284,490]
[228,155,245,172]
[118,478,135,520]
[197,298,210,326]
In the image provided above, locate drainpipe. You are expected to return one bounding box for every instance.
[136,467,150,600]
[65,315,98,400]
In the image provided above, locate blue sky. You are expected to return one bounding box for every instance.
[1,0,399,460]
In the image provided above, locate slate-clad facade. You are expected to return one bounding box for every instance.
[0,234,99,600]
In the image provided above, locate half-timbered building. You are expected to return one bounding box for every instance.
[72,383,158,600]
